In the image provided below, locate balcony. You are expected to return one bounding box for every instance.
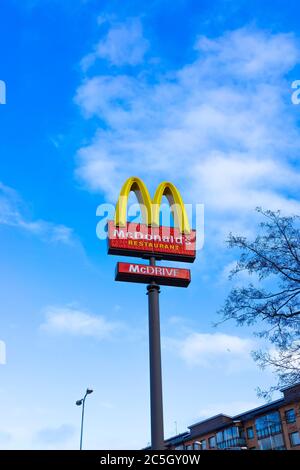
[256,423,282,439]
[217,437,247,449]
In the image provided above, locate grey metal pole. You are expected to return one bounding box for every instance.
[79,394,86,450]
[147,256,164,450]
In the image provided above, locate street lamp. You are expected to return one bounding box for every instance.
[194,441,202,450]
[76,388,93,450]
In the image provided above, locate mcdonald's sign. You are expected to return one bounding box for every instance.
[108,178,195,448]
[107,177,196,262]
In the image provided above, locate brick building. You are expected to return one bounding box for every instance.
[165,383,300,450]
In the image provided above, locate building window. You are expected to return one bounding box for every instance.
[255,411,282,439]
[201,439,207,450]
[193,442,201,450]
[258,433,285,450]
[285,409,296,424]
[216,426,240,444]
[185,444,193,450]
[216,431,223,444]
[208,436,216,449]
[246,427,254,439]
[214,426,245,449]
[289,432,300,447]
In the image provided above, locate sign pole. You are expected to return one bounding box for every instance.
[147,256,164,450]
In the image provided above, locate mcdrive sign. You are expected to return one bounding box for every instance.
[115,262,191,287]
[107,177,196,263]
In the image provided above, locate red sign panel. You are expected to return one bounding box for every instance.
[107,221,196,262]
[115,262,191,287]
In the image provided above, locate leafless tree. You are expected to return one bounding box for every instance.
[219,208,300,397]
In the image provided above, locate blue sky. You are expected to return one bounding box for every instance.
[0,0,300,449]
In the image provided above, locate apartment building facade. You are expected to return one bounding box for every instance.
[165,383,300,450]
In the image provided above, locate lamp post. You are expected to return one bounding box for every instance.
[76,388,93,450]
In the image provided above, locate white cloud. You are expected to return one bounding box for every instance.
[81,18,149,70]
[219,260,261,286]
[166,332,255,370]
[75,25,300,231]
[41,305,121,339]
[0,430,11,443]
[194,29,298,79]
[196,400,263,420]
[35,424,75,445]
[267,343,300,370]
[0,182,75,245]
[192,153,300,213]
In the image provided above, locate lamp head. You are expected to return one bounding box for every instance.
[86,388,93,395]
[76,399,83,406]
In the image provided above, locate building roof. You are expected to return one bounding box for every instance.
[165,431,190,446]
[189,414,232,430]
[233,398,284,422]
[188,414,233,438]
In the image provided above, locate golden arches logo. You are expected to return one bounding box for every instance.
[115,177,191,234]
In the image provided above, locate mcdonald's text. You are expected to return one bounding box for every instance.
[108,221,196,262]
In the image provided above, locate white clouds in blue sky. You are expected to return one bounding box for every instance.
[34,424,76,447]
[82,17,149,70]
[41,305,122,338]
[194,29,298,79]
[76,24,300,231]
[166,332,255,369]
[0,182,75,245]
[35,424,76,448]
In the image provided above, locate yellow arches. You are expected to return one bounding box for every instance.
[152,181,190,234]
[115,177,153,227]
[114,177,191,234]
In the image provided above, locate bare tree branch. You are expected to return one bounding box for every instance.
[219,208,300,395]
